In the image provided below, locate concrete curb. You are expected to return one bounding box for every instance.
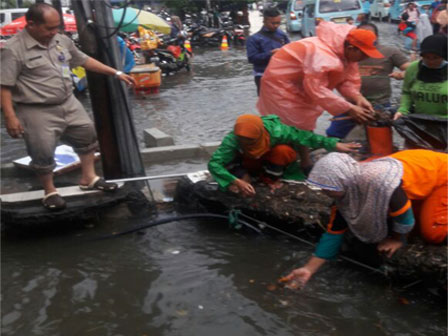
[1,142,220,178]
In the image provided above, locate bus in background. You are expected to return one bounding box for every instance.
[301,0,364,37]
[286,0,305,32]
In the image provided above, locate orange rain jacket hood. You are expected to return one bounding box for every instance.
[257,22,362,131]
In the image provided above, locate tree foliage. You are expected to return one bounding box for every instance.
[0,0,33,9]
[1,0,18,9]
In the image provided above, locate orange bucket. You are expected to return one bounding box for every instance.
[366,125,393,156]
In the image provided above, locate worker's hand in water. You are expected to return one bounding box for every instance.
[377,237,404,258]
[335,142,362,153]
[231,178,256,197]
[347,105,374,123]
[280,267,312,289]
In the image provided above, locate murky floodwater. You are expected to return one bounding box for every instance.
[1,12,446,336]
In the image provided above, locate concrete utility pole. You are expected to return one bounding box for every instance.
[51,0,64,30]
[71,0,146,179]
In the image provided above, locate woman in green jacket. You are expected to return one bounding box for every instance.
[395,34,447,119]
[208,114,360,197]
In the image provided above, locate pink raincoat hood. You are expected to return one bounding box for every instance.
[316,21,354,59]
[257,22,361,131]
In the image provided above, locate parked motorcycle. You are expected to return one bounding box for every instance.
[157,9,171,22]
[233,25,246,46]
[124,34,145,64]
[187,23,228,47]
[148,35,191,75]
[219,11,246,46]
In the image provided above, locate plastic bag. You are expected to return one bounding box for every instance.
[392,114,447,151]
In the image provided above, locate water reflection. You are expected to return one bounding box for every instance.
[2,216,446,335]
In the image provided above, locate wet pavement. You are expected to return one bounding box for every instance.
[1,11,446,336]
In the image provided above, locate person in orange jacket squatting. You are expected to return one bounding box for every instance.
[282,149,447,287]
[257,21,383,175]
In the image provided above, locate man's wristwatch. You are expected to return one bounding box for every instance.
[114,70,123,78]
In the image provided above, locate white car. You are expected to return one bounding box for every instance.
[0,8,27,27]
[370,0,392,21]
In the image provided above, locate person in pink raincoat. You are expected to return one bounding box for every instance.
[257,21,383,173]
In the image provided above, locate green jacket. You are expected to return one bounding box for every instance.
[208,115,339,189]
[398,61,448,118]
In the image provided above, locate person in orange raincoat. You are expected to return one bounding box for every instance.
[282,149,447,288]
[257,21,383,172]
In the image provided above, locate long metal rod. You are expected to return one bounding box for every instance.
[106,172,193,183]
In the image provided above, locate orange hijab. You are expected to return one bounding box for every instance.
[234,115,271,158]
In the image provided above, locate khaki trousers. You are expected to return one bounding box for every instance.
[16,94,98,174]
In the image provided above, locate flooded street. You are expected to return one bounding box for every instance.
[1,11,446,336]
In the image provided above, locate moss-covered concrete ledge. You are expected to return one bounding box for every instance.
[174,178,447,289]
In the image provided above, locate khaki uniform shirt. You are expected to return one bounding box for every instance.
[1,30,89,104]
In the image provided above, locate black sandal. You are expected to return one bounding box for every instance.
[79,176,118,192]
[42,192,66,211]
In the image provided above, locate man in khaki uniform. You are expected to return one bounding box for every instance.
[1,3,136,210]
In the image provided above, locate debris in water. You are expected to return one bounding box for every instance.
[278,277,289,283]
[266,284,277,291]
[198,305,204,310]
[284,281,300,290]
[278,277,300,290]
[398,297,410,305]
[176,309,188,316]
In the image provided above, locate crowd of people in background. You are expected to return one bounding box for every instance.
[236,4,447,288]
[398,0,447,55]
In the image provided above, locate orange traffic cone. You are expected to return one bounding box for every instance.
[220,35,229,50]
[184,39,192,53]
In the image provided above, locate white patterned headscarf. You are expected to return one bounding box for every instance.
[307,153,404,243]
